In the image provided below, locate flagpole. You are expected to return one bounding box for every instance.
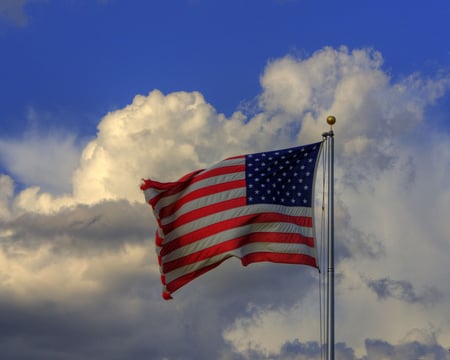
[323,115,335,360]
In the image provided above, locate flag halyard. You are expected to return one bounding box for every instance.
[141,141,323,299]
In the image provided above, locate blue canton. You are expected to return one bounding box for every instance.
[245,142,321,207]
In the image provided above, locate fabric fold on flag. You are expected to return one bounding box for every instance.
[141,141,323,299]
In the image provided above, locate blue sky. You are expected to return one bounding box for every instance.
[2,0,448,136]
[1,1,450,359]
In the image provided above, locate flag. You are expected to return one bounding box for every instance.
[141,141,323,299]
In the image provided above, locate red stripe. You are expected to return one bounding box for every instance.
[160,212,313,256]
[158,179,245,219]
[150,164,245,207]
[241,252,317,268]
[162,197,247,234]
[162,232,315,273]
[165,259,229,294]
[155,231,163,247]
[190,164,244,183]
[164,252,317,295]
[146,169,203,206]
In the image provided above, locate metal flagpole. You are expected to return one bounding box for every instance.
[323,115,335,360]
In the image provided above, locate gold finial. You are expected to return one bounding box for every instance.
[327,115,336,129]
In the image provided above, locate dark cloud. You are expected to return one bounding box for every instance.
[0,0,28,26]
[364,338,449,360]
[0,266,232,359]
[366,277,442,306]
[224,338,450,360]
[334,198,385,261]
[0,199,321,359]
[4,200,154,256]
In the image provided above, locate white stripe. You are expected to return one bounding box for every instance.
[161,187,246,226]
[203,157,245,170]
[144,157,244,205]
[162,221,314,263]
[164,204,313,243]
[143,187,164,204]
[153,170,245,214]
[164,242,317,284]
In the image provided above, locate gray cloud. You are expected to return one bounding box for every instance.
[0,0,29,26]
[334,198,385,261]
[0,0,111,26]
[4,200,153,254]
[364,338,449,360]
[0,0,46,26]
[366,277,442,306]
[221,337,450,360]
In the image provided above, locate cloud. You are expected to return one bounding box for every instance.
[1,46,450,359]
[220,337,450,360]
[0,175,14,219]
[0,0,46,26]
[366,277,442,305]
[0,0,112,27]
[72,90,234,204]
[364,335,449,360]
[0,130,83,195]
[0,0,28,26]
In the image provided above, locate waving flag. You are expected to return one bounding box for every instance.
[141,141,323,299]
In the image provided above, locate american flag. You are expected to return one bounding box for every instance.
[141,141,323,299]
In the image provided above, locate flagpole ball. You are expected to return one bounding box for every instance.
[326,115,336,126]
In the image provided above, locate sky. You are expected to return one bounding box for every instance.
[0,0,450,359]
